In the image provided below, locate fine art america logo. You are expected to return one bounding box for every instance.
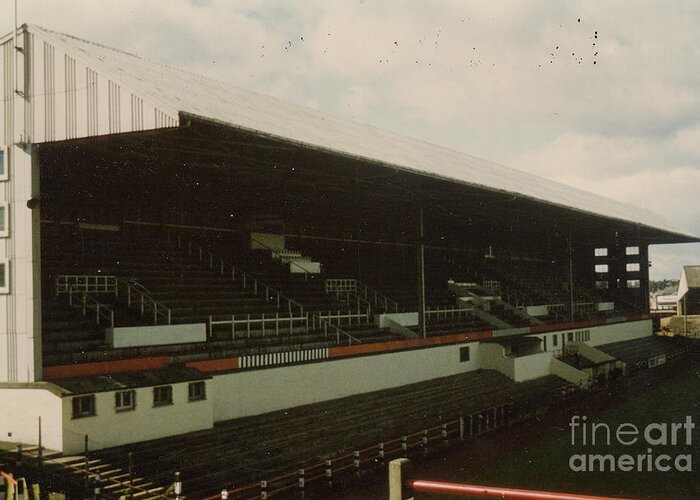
[569,415,695,472]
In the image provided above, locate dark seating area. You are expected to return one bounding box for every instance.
[92,370,573,497]
[41,226,400,365]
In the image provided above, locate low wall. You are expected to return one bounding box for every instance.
[550,358,590,388]
[0,385,63,451]
[478,343,513,379]
[377,312,418,328]
[513,351,553,382]
[210,341,480,422]
[106,323,206,348]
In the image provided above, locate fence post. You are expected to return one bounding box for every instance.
[354,451,361,476]
[459,416,465,440]
[388,458,413,500]
[298,468,305,492]
[174,471,182,500]
[325,460,333,488]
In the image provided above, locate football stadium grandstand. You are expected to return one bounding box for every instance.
[1,24,699,498]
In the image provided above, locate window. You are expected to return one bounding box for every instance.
[552,335,558,347]
[0,146,7,181]
[567,332,573,342]
[626,246,640,256]
[72,395,96,418]
[627,280,641,289]
[594,264,609,273]
[0,260,8,294]
[595,280,609,289]
[594,247,608,257]
[459,346,470,362]
[115,390,136,412]
[0,203,8,237]
[188,381,206,401]
[153,385,173,406]
[626,263,640,272]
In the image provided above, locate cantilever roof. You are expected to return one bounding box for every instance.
[15,25,699,240]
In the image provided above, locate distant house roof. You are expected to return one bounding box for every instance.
[677,265,700,300]
[52,367,211,395]
[4,24,697,241]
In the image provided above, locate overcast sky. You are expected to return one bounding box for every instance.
[6,0,700,280]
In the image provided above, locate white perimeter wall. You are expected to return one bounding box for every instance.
[531,319,652,352]
[0,386,62,450]
[62,381,213,454]
[106,323,206,348]
[212,342,480,422]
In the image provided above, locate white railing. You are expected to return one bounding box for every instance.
[482,280,501,294]
[312,312,363,345]
[55,274,171,325]
[325,278,358,294]
[424,307,474,322]
[55,275,116,328]
[55,274,117,295]
[208,313,309,339]
[326,278,399,313]
[67,287,115,328]
[115,278,171,325]
[315,309,371,327]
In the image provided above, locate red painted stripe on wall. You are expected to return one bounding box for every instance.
[329,330,493,358]
[42,356,169,379]
[186,357,240,372]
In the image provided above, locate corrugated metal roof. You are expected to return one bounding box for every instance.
[25,24,697,240]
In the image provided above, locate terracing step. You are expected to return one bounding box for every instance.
[45,454,170,499]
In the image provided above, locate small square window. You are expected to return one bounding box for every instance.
[188,381,206,401]
[594,247,608,257]
[459,346,470,362]
[153,385,173,406]
[115,390,136,412]
[0,147,7,181]
[0,204,8,237]
[72,395,96,418]
[626,263,640,272]
[627,280,641,289]
[595,280,609,289]
[595,264,609,273]
[0,260,9,294]
[626,246,640,256]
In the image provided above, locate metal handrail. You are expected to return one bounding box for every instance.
[115,278,171,325]
[325,278,399,313]
[208,312,310,339]
[55,274,117,295]
[177,236,306,317]
[311,312,363,345]
[67,287,115,328]
[55,275,116,328]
